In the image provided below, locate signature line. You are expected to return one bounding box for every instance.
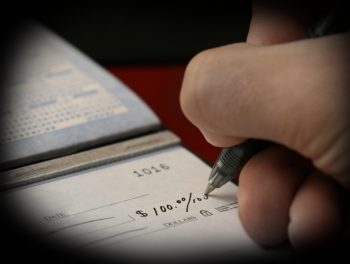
[49,217,115,234]
[69,194,150,216]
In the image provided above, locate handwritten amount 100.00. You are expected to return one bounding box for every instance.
[135,193,208,218]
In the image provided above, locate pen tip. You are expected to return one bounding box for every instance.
[204,183,215,197]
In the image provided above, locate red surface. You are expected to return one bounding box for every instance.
[108,65,220,164]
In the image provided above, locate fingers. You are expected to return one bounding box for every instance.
[238,146,346,249]
[200,130,244,147]
[288,170,346,250]
[180,33,350,186]
[247,1,308,45]
[238,145,310,246]
[247,1,332,45]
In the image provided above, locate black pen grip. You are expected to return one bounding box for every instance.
[215,139,269,183]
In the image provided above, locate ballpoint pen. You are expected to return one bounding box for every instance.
[204,139,269,196]
[204,2,348,196]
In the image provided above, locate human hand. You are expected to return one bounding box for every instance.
[180,1,349,250]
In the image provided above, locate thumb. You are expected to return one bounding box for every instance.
[180,33,350,187]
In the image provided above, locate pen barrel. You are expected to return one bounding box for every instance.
[215,139,269,182]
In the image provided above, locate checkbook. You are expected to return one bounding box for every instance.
[0,23,285,262]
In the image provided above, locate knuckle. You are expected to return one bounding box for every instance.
[180,48,217,128]
[180,43,255,135]
[288,87,350,185]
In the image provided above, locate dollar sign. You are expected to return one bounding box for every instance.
[135,210,148,217]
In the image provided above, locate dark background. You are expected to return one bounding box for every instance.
[1,1,251,66]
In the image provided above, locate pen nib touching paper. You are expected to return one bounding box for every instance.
[204,183,215,197]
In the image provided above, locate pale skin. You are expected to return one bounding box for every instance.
[180,2,349,250]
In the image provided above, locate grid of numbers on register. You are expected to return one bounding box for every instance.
[0,86,128,144]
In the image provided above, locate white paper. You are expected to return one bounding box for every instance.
[3,146,270,259]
